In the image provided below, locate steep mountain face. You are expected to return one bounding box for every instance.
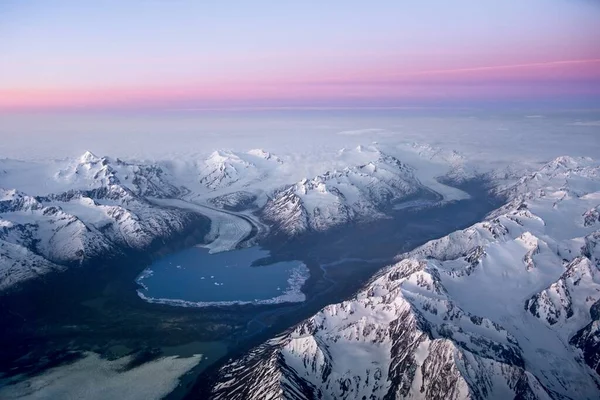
[0,153,202,291]
[208,156,600,400]
[261,150,423,235]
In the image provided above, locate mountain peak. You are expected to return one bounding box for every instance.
[542,156,594,172]
[207,150,234,163]
[79,151,100,164]
[247,148,283,163]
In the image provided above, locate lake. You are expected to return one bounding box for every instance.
[136,246,309,307]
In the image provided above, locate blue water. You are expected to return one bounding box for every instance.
[136,246,308,305]
[393,199,438,210]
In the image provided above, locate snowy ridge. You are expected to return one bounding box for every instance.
[208,156,600,400]
[0,240,65,291]
[583,205,600,226]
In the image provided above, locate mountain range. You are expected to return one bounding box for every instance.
[208,156,600,400]
[0,144,472,290]
[2,145,599,400]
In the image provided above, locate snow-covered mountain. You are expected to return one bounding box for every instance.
[261,147,426,235]
[0,153,202,290]
[208,156,600,400]
[397,142,476,183]
[198,149,284,191]
[54,151,185,198]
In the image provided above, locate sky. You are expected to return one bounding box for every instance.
[1,0,600,111]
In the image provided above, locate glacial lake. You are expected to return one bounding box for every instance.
[136,246,309,307]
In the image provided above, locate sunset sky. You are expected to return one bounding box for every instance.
[1,0,600,111]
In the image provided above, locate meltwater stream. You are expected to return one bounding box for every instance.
[136,246,309,307]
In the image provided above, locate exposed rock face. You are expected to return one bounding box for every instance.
[570,299,600,376]
[583,206,600,227]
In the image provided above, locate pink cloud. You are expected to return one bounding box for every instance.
[1,59,599,111]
